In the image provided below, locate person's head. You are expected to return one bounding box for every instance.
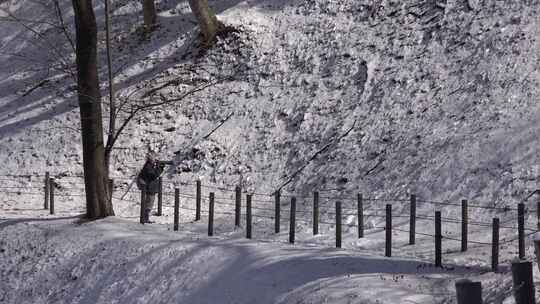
[146,151,158,163]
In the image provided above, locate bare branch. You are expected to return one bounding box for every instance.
[0,8,75,79]
[52,0,75,54]
[275,120,358,193]
[202,111,234,140]
[21,78,50,97]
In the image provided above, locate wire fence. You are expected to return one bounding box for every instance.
[1,173,539,271]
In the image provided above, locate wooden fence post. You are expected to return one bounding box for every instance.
[492,217,499,272]
[385,204,391,257]
[157,177,162,216]
[275,191,281,234]
[289,197,296,244]
[173,188,179,231]
[435,211,442,267]
[246,194,252,239]
[358,193,363,238]
[235,185,241,227]
[336,201,342,248]
[140,189,145,224]
[512,260,536,304]
[49,178,55,215]
[518,203,525,259]
[196,180,201,221]
[313,191,319,235]
[455,279,482,304]
[537,199,540,231]
[44,172,49,210]
[461,199,468,252]
[410,194,416,245]
[208,192,214,236]
[536,189,540,231]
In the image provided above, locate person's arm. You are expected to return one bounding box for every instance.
[157,162,165,176]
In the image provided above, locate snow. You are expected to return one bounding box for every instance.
[1,0,540,303]
[0,214,495,304]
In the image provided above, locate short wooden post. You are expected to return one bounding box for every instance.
[537,199,540,231]
[157,177,163,216]
[140,189,145,224]
[336,201,342,248]
[536,189,540,231]
[410,194,416,245]
[435,211,442,267]
[289,197,296,244]
[455,279,483,304]
[49,178,55,215]
[313,191,319,235]
[518,203,525,259]
[385,204,391,257]
[511,260,536,304]
[208,192,214,236]
[195,180,201,221]
[44,172,49,210]
[358,193,363,238]
[173,188,179,231]
[108,178,114,203]
[246,194,252,239]
[492,218,499,272]
[235,185,241,227]
[461,199,468,252]
[275,191,281,233]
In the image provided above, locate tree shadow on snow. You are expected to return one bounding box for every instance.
[170,240,485,304]
[0,0,297,140]
[0,214,84,229]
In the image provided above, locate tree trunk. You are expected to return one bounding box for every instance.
[188,0,223,45]
[142,0,157,30]
[72,0,114,219]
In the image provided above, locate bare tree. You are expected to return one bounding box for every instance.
[0,5,75,80]
[104,0,115,174]
[142,0,157,31]
[72,0,114,219]
[188,0,224,45]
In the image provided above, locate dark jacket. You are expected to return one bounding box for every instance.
[137,160,164,194]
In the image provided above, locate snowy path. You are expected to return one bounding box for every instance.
[1,213,482,304]
[3,194,534,304]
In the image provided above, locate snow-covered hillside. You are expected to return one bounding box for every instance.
[1,0,540,303]
[1,0,539,202]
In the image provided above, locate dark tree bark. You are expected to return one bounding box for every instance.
[142,0,157,30]
[188,0,224,45]
[72,0,114,219]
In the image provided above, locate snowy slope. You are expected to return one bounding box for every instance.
[1,0,539,201]
[1,0,540,303]
[1,214,529,304]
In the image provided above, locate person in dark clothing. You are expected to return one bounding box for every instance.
[137,153,165,223]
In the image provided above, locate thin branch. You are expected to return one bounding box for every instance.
[0,16,61,28]
[275,120,358,192]
[202,111,234,140]
[21,78,50,97]
[136,80,221,110]
[106,80,221,157]
[104,0,116,164]
[0,8,75,79]
[52,0,75,54]
[364,156,385,176]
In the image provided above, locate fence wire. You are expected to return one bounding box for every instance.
[2,174,539,270]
